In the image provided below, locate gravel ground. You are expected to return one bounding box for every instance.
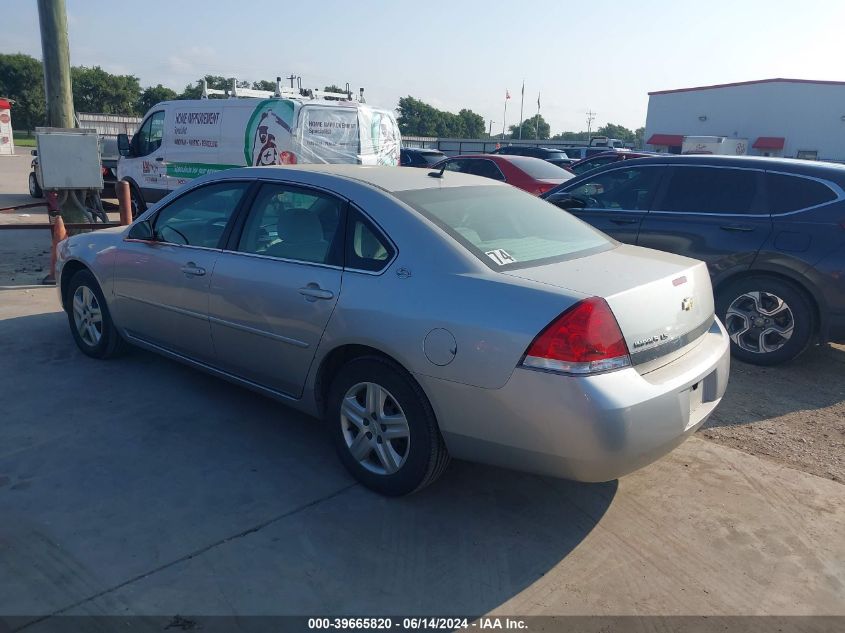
[700,342,845,483]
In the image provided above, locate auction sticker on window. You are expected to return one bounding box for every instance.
[485,249,516,265]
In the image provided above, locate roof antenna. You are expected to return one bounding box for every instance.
[428,163,447,179]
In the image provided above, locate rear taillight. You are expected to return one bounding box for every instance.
[521,297,631,375]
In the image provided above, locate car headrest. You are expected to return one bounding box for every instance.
[277,208,323,243]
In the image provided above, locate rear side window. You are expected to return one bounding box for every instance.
[766,173,837,213]
[507,156,572,180]
[466,159,505,181]
[396,185,610,270]
[345,209,394,272]
[656,166,760,214]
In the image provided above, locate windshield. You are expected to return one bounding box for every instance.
[395,185,611,270]
[507,156,573,180]
[543,152,570,161]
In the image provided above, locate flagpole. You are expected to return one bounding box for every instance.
[501,94,508,140]
[518,80,525,140]
[535,92,541,139]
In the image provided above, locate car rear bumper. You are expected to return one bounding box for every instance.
[418,318,730,482]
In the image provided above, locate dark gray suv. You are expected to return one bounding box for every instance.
[543,155,845,365]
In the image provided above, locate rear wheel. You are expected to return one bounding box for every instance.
[66,270,125,359]
[326,357,450,496]
[29,172,42,198]
[717,276,814,366]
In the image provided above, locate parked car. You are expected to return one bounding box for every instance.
[56,165,729,495]
[542,155,845,365]
[491,145,571,162]
[563,146,630,161]
[432,154,572,195]
[400,147,446,167]
[568,151,660,175]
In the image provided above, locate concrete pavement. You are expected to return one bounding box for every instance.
[1,287,843,625]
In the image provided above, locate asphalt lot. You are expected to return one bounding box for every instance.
[0,153,844,624]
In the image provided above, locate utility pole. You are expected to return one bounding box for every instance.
[37,0,74,128]
[286,74,299,89]
[488,119,495,137]
[586,109,596,144]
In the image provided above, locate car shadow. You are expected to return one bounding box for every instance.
[703,343,845,429]
[0,309,617,618]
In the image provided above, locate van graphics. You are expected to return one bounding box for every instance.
[165,162,240,179]
[173,107,224,152]
[297,106,360,164]
[244,100,295,166]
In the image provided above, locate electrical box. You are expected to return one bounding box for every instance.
[35,127,104,190]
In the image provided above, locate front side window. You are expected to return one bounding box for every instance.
[396,185,610,270]
[557,167,660,211]
[766,173,837,213]
[135,111,165,157]
[237,183,343,265]
[655,166,760,214]
[153,182,248,248]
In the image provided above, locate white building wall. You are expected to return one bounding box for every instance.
[644,81,845,160]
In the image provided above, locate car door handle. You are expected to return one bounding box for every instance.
[181,263,206,277]
[610,217,639,225]
[299,285,334,301]
[720,224,754,232]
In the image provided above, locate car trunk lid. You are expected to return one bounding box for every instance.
[504,244,715,369]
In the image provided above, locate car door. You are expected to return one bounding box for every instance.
[637,165,772,277]
[112,180,251,363]
[208,182,346,397]
[546,165,662,243]
[125,110,167,202]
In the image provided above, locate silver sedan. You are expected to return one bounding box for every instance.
[56,165,730,495]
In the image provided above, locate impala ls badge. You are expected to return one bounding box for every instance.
[681,297,694,312]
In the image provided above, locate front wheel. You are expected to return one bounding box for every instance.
[129,184,146,219]
[29,172,43,198]
[326,357,450,496]
[717,276,814,366]
[66,270,126,359]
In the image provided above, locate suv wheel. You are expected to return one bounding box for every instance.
[717,276,814,366]
[326,357,450,496]
[29,172,43,198]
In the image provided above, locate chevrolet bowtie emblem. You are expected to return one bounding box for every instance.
[681,297,694,312]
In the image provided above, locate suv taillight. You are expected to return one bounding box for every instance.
[521,297,631,375]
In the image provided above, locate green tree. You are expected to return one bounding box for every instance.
[0,53,45,131]
[634,126,645,148]
[551,130,590,142]
[179,75,231,99]
[396,96,486,138]
[252,79,276,92]
[595,122,636,143]
[71,66,142,114]
[138,84,177,113]
[509,114,550,140]
[322,84,351,100]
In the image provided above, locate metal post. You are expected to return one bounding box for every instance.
[501,97,508,140]
[518,81,525,140]
[37,0,74,129]
[117,180,132,225]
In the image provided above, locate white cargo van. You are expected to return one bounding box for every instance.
[681,136,748,156]
[117,82,400,209]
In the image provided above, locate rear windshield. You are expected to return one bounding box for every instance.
[419,152,446,165]
[507,156,573,180]
[542,152,570,161]
[395,185,611,270]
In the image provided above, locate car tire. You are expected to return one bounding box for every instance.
[66,269,126,360]
[129,184,146,219]
[326,356,450,496]
[716,276,814,366]
[29,172,43,198]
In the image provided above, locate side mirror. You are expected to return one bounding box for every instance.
[128,219,153,241]
[30,149,38,156]
[117,133,131,157]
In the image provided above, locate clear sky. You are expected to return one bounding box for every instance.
[3,0,843,135]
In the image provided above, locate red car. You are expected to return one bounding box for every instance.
[431,154,573,195]
[567,151,659,175]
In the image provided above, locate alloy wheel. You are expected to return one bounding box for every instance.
[72,285,103,347]
[340,382,410,475]
[725,291,794,354]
